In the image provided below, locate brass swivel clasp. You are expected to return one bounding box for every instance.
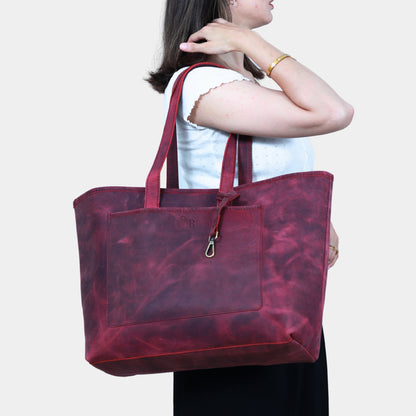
[204,231,219,258]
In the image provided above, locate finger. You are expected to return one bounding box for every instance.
[187,29,207,44]
[328,252,335,267]
[329,245,339,255]
[212,18,229,24]
[180,41,209,54]
[328,246,338,267]
[328,252,339,268]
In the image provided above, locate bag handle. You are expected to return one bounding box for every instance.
[167,134,253,188]
[237,135,253,185]
[145,62,251,208]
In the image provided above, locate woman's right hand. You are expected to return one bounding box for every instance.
[180,18,246,55]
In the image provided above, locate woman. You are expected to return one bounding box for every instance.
[147,0,353,414]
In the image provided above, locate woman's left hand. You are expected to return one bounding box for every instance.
[328,222,339,268]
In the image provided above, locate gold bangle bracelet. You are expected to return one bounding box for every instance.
[266,54,291,77]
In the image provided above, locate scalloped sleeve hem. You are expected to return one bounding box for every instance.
[179,67,253,129]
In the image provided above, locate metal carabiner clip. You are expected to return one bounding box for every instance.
[204,231,219,258]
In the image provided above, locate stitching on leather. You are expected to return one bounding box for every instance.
[73,172,334,208]
[91,338,294,366]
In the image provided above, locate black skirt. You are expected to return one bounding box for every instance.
[173,330,328,416]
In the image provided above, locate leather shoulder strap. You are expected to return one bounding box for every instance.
[166,65,253,188]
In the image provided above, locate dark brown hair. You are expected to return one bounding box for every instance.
[146,0,264,93]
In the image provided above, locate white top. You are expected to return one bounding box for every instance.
[163,66,314,189]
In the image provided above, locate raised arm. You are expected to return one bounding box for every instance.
[180,19,354,138]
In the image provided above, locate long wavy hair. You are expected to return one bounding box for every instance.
[146,0,264,93]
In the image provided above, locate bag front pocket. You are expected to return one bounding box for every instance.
[107,205,263,326]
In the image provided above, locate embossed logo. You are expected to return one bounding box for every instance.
[176,215,196,230]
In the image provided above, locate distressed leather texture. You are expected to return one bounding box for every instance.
[73,63,333,376]
[107,205,263,326]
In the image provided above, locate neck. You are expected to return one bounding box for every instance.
[208,51,245,73]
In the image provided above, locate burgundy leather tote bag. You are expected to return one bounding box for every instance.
[73,63,333,376]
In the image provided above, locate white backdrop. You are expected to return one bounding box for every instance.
[1,1,415,415]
